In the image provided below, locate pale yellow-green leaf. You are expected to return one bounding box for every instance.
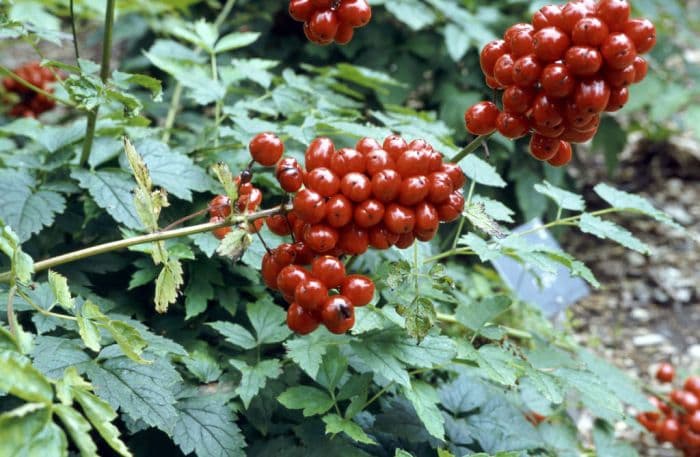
[0,403,67,457]
[54,405,98,457]
[105,320,150,364]
[212,162,238,203]
[77,317,101,352]
[124,138,152,191]
[216,228,251,260]
[74,389,133,457]
[155,258,183,313]
[0,351,53,404]
[55,367,94,406]
[48,270,74,311]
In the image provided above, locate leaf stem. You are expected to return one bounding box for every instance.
[79,0,116,167]
[0,64,74,107]
[449,133,492,163]
[435,312,532,340]
[6,286,17,337]
[449,180,476,250]
[0,205,288,283]
[69,0,80,62]
[15,289,77,322]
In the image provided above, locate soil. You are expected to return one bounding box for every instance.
[563,137,700,456]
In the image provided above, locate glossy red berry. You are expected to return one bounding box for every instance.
[368,224,399,249]
[502,86,535,114]
[365,149,395,175]
[427,172,453,204]
[596,0,631,32]
[382,135,408,160]
[541,63,575,98]
[303,224,339,253]
[287,303,320,335]
[398,176,430,206]
[465,101,500,135]
[309,10,339,43]
[295,278,328,313]
[337,224,369,255]
[383,204,416,234]
[572,17,609,46]
[210,216,231,240]
[325,194,354,228]
[276,157,304,192]
[337,0,372,27]
[656,363,675,383]
[480,40,508,76]
[396,149,431,177]
[624,18,656,54]
[440,163,466,190]
[547,141,573,167]
[371,169,402,203]
[293,190,325,224]
[437,192,465,222]
[414,202,439,232]
[305,137,335,170]
[353,199,385,228]
[249,133,284,166]
[209,195,232,218]
[533,27,571,62]
[496,112,529,139]
[266,214,292,236]
[306,167,341,197]
[277,265,310,297]
[601,33,637,70]
[512,55,542,88]
[533,5,564,31]
[530,134,561,161]
[340,275,375,307]
[341,172,372,202]
[321,295,355,334]
[355,137,382,154]
[311,255,346,288]
[565,46,603,77]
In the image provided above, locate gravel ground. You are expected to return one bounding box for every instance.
[563,137,700,456]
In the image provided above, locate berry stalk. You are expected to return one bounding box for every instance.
[0,205,288,284]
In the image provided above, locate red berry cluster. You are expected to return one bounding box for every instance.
[2,61,58,118]
[288,0,371,45]
[209,133,465,335]
[637,363,700,456]
[465,0,656,167]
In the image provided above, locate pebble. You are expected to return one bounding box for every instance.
[631,307,651,322]
[633,334,667,347]
[688,344,700,360]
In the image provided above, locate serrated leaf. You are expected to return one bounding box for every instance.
[105,320,150,364]
[73,387,132,457]
[0,351,53,404]
[459,154,506,188]
[397,296,436,341]
[71,169,141,229]
[230,359,282,408]
[173,390,246,457]
[456,295,511,333]
[77,315,101,353]
[0,223,34,283]
[465,201,507,239]
[278,386,334,417]
[554,368,624,422]
[472,195,515,223]
[322,413,376,444]
[403,380,445,440]
[594,183,681,229]
[124,138,152,192]
[284,332,342,379]
[579,214,650,254]
[48,271,73,311]
[208,321,257,350]
[54,405,98,457]
[458,233,501,262]
[86,356,181,434]
[534,181,585,211]
[212,162,239,204]
[0,404,67,457]
[214,31,260,53]
[444,23,469,61]
[0,170,66,242]
[247,297,293,345]
[155,258,184,313]
[32,336,92,379]
[216,228,252,260]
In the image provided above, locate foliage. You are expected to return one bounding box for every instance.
[0,0,693,456]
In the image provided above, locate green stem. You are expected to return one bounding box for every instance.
[211,52,221,148]
[6,286,17,337]
[69,0,80,62]
[16,289,77,322]
[449,180,476,250]
[435,312,532,340]
[79,0,116,167]
[160,0,236,143]
[413,244,419,297]
[450,134,492,163]
[0,65,74,107]
[0,205,287,284]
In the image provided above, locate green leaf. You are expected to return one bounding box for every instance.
[385,0,436,30]
[397,296,436,341]
[32,336,92,379]
[47,270,73,311]
[0,351,53,404]
[86,356,181,434]
[278,386,335,417]
[579,214,650,254]
[554,368,624,422]
[285,331,343,379]
[230,359,282,408]
[458,233,501,262]
[173,390,246,457]
[465,201,508,239]
[214,31,260,53]
[464,397,539,453]
[71,169,141,229]
[322,413,376,444]
[0,170,66,242]
[54,405,98,457]
[209,321,257,351]
[444,23,469,61]
[182,345,223,383]
[459,154,507,188]
[534,181,585,211]
[77,315,101,353]
[0,404,67,457]
[594,183,681,229]
[73,387,132,457]
[0,222,34,282]
[212,162,239,204]
[403,380,445,440]
[105,320,150,364]
[247,298,293,345]
[155,257,184,313]
[592,420,637,457]
[315,346,348,392]
[472,195,515,223]
[592,117,626,174]
[456,295,511,334]
[216,228,252,261]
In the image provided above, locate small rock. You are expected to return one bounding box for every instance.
[631,307,651,322]
[688,344,700,360]
[633,334,667,347]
